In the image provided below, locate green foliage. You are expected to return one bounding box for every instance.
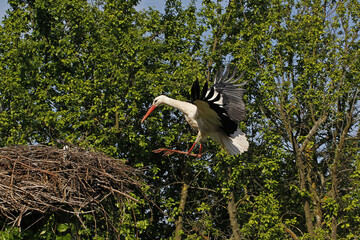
[0,0,359,239]
[0,227,23,240]
[241,193,284,239]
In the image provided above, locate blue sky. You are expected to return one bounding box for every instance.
[0,0,9,22]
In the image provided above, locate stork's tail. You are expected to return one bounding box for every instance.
[222,129,249,155]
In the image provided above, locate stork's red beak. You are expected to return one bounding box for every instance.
[141,105,157,123]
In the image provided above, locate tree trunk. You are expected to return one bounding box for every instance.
[330,157,338,240]
[294,115,327,236]
[297,156,314,236]
[174,183,189,240]
[228,190,242,240]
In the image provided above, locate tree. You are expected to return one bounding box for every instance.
[220,0,360,238]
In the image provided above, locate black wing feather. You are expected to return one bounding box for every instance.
[190,66,246,136]
[200,81,208,100]
[213,82,246,123]
[191,79,200,102]
[203,87,214,101]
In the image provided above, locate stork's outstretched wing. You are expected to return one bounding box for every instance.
[191,66,246,136]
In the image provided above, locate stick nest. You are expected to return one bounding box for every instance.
[0,145,143,226]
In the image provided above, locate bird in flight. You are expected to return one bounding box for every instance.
[141,66,249,157]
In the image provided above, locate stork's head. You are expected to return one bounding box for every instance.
[152,95,168,106]
[141,95,167,123]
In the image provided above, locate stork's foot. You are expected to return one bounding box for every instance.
[153,148,175,156]
[153,148,201,158]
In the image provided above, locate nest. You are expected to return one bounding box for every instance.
[0,145,143,227]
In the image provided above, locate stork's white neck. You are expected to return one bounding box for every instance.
[160,96,196,117]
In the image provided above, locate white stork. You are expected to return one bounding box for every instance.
[141,66,249,157]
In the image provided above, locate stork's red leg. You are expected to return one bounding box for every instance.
[186,141,197,155]
[197,143,203,157]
